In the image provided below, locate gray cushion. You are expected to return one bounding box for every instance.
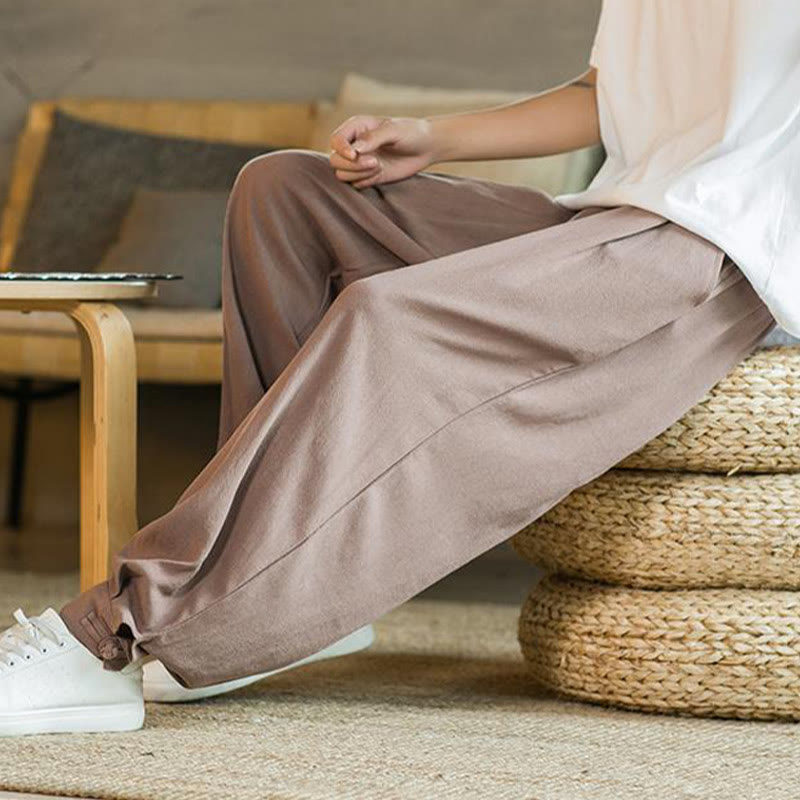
[11,109,274,272]
[96,188,229,308]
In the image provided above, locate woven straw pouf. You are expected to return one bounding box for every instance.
[518,574,800,721]
[618,346,799,473]
[511,470,800,589]
[512,345,800,720]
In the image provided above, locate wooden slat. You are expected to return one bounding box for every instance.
[0,103,57,270]
[55,98,317,146]
[0,331,222,384]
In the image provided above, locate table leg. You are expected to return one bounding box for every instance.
[69,302,139,593]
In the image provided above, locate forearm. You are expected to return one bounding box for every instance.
[427,69,600,162]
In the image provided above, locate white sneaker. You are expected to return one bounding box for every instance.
[0,608,145,737]
[144,623,376,702]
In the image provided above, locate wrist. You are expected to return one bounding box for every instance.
[425,115,462,163]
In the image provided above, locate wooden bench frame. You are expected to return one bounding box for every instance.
[0,98,321,570]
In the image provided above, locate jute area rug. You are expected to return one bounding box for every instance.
[0,571,798,800]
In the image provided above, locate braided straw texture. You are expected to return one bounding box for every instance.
[518,574,800,720]
[512,469,800,589]
[617,346,800,473]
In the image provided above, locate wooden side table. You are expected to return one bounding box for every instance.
[0,275,164,592]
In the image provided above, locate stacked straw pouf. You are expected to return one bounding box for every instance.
[511,345,800,720]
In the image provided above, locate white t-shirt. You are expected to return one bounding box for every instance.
[554,0,800,336]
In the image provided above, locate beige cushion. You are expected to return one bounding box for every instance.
[335,71,529,108]
[312,72,602,195]
[0,306,222,341]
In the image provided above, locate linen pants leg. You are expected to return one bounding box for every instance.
[61,149,776,687]
[215,149,575,449]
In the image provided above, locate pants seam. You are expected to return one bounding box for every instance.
[147,360,582,642]
[131,231,723,646]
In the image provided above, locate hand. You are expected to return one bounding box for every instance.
[327,115,437,189]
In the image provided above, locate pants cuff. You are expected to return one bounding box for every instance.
[59,581,134,672]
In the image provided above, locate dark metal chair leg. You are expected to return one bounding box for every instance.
[7,377,32,529]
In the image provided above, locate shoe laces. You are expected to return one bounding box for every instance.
[0,609,66,669]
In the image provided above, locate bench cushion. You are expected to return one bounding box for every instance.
[96,188,229,309]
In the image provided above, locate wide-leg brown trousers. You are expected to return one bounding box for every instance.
[61,149,776,688]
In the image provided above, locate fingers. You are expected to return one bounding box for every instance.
[328,149,378,173]
[327,143,382,186]
[326,114,394,188]
[329,115,384,161]
[329,130,358,161]
[328,149,381,187]
[334,163,382,187]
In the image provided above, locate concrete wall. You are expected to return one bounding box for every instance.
[0,0,600,200]
[0,0,601,539]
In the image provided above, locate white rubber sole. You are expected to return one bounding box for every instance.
[0,701,144,737]
[143,623,376,703]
